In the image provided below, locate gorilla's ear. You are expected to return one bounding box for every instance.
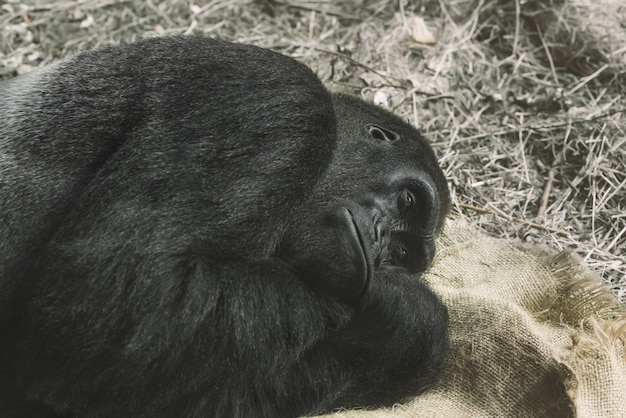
[365,124,400,143]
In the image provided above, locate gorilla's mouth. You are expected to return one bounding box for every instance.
[344,208,372,293]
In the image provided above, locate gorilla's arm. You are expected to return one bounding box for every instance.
[17,253,445,417]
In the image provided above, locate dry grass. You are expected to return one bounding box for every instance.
[1,0,624,302]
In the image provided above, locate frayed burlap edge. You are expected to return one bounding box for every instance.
[318,217,625,417]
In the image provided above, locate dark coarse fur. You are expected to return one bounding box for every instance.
[0,35,450,417]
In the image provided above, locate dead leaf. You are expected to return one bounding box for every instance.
[406,16,436,46]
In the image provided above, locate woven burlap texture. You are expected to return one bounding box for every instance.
[322,218,626,418]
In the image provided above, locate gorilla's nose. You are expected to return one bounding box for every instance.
[373,221,390,269]
[374,221,390,246]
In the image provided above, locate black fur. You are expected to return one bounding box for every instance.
[0,36,450,417]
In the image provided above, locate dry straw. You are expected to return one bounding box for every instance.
[1,0,624,301]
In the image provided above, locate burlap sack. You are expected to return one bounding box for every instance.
[322,217,626,417]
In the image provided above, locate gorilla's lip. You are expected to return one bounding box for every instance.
[343,208,372,294]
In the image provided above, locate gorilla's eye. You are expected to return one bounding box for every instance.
[399,189,416,213]
[390,243,409,266]
[366,124,400,143]
[403,192,414,209]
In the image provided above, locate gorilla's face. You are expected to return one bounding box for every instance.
[282,94,450,305]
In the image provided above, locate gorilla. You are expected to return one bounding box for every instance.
[0,35,450,417]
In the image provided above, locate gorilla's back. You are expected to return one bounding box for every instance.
[1,65,71,309]
[0,36,334,316]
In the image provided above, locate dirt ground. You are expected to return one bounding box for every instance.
[1,0,624,302]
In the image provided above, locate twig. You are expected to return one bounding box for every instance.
[271,1,359,21]
[314,47,406,87]
[453,107,626,141]
[27,0,130,12]
[457,202,570,237]
[536,168,555,219]
[534,20,559,84]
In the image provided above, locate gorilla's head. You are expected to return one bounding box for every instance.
[282,93,450,305]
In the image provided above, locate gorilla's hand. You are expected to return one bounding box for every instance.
[326,264,448,409]
[282,201,391,305]
[337,202,392,292]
